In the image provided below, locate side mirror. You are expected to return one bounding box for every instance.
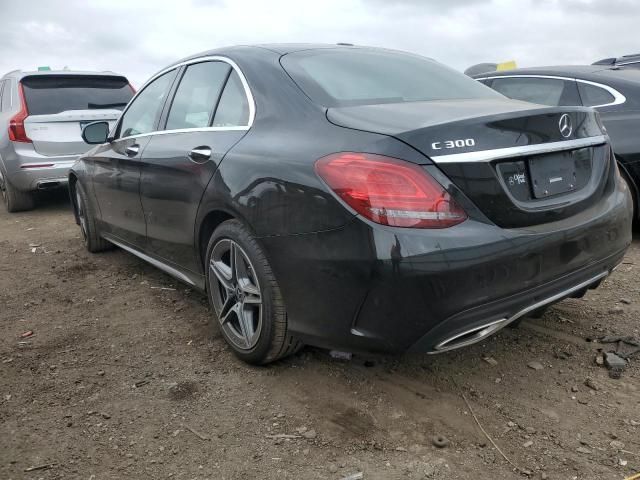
[82,121,110,144]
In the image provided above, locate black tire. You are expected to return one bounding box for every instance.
[74,182,112,253]
[205,219,301,364]
[1,176,35,212]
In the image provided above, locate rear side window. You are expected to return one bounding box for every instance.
[212,70,250,127]
[281,49,499,107]
[166,61,231,130]
[490,77,580,106]
[577,82,615,107]
[21,75,134,115]
[119,70,177,138]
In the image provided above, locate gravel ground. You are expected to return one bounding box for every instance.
[1,191,639,480]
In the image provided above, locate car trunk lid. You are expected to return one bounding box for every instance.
[327,98,610,228]
[20,74,133,156]
[24,110,121,156]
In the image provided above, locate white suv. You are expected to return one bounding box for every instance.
[0,70,134,212]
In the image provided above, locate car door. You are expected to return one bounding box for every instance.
[90,68,178,247]
[139,60,252,273]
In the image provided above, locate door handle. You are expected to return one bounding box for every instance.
[188,146,212,163]
[125,144,140,157]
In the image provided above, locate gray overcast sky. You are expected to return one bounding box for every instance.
[0,0,637,87]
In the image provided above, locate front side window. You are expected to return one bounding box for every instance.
[119,70,176,138]
[166,61,230,130]
[212,70,250,127]
[490,77,579,106]
[281,48,499,107]
[578,82,615,107]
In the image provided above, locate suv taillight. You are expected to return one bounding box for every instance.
[8,83,31,143]
[315,152,467,228]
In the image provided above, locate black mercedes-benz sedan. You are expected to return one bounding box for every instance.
[70,44,633,364]
[473,65,640,220]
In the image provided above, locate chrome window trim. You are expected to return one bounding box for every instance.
[477,74,626,108]
[430,135,607,164]
[113,55,255,143]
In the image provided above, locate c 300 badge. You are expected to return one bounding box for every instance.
[431,138,476,150]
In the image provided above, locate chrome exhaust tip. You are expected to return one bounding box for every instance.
[431,318,509,353]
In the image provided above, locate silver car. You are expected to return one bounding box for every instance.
[0,70,134,212]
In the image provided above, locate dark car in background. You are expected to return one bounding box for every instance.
[70,45,632,364]
[474,65,640,219]
[0,70,134,212]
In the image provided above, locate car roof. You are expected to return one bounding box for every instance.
[167,43,417,68]
[2,69,126,81]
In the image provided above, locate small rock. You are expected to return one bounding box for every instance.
[525,427,536,435]
[576,446,592,454]
[527,361,544,371]
[541,473,548,480]
[610,440,625,450]
[620,298,632,305]
[507,421,517,428]
[608,306,624,314]
[482,356,498,366]
[595,353,604,366]
[302,429,317,439]
[101,412,111,419]
[571,386,579,392]
[523,440,533,448]
[97,370,105,376]
[584,378,600,391]
[329,350,352,360]
[328,464,338,474]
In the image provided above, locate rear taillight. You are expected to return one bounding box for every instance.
[315,152,467,228]
[8,83,31,143]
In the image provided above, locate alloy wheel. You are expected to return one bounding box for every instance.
[208,239,263,350]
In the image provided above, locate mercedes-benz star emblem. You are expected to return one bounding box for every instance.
[559,114,573,138]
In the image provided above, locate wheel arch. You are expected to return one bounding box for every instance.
[616,158,638,219]
[197,209,236,271]
[68,173,81,225]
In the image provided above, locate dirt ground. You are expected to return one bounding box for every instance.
[1,191,639,480]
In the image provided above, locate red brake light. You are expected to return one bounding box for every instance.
[8,83,31,143]
[315,152,467,228]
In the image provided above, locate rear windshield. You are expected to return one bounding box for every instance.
[281,48,499,107]
[21,75,134,115]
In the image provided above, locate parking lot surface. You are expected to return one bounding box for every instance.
[1,192,639,480]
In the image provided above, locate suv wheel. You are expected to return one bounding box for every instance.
[1,176,35,213]
[74,182,112,253]
[206,220,301,364]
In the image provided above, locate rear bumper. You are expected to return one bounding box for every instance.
[2,143,77,191]
[259,177,633,355]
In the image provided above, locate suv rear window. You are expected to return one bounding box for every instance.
[281,48,499,107]
[21,75,134,115]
